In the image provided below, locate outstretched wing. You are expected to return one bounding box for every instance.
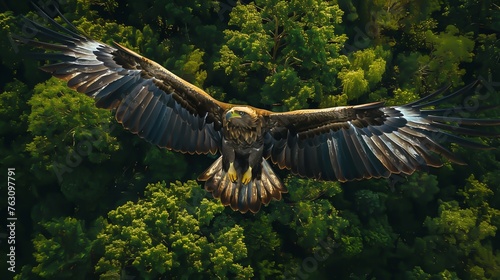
[16,7,232,155]
[265,82,500,182]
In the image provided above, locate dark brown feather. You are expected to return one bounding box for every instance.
[19,9,228,155]
[265,82,500,181]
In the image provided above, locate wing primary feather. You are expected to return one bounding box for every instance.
[426,141,466,165]
[410,81,477,109]
[125,87,153,134]
[399,126,467,164]
[421,104,500,114]
[171,116,190,151]
[138,94,161,135]
[412,145,443,168]
[141,101,162,139]
[271,138,287,168]
[430,122,500,137]
[31,4,87,41]
[30,52,77,62]
[286,135,298,173]
[360,134,392,178]
[185,128,200,154]
[116,83,147,126]
[154,108,175,147]
[366,128,403,173]
[20,17,78,45]
[384,133,423,167]
[67,70,106,88]
[326,131,345,181]
[79,71,121,94]
[342,127,369,180]
[194,126,207,153]
[162,110,180,147]
[296,145,307,177]
[16,38,76,53]
[318,135,336,180]
[440,134,493,150]
[76,71,118,92]
[347,126,378,179]
[305,144,318,178]
[337,129,361,180]
[95,75,139,108]
[404,84,451,107]
[147,105,169,146]
[393,129,443,167]
[426,115,500,126]
[378,134,414,174]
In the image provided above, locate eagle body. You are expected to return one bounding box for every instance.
[199,107,286,213]
[17,7,500,213]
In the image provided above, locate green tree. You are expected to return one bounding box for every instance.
[216,0,348,109]
[28,217,93,279]
[337,47,388,101]
[418,25,475,87]
[95,181,253,279]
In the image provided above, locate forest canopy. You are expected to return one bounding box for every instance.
[1,0,500,279]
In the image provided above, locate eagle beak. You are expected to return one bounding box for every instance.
[225,110,241,121]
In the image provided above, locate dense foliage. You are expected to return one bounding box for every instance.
[1,0,500,279]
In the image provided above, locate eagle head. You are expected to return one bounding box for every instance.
[223,107,263,144]
[224,107,258,129]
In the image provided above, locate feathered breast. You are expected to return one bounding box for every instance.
[226,126,259,146]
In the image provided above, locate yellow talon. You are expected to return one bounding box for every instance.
[242,167,252,185]
[228,162,238,183]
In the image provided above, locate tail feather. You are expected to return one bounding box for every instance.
[255,180,270,205]
[199,156,287,213]
[262,161,285,201]
[237,183,250,213]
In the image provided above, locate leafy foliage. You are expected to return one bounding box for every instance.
[215,0,348,109]
[95,181,253,279]
[31,217,92,279]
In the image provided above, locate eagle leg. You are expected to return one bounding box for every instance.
[228,162,238,183]
[241,167,252,185]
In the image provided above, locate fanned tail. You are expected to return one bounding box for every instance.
[198,156,287,213]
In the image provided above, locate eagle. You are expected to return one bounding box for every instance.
[16,8,500,213]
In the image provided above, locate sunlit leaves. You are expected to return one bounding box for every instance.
[25,78,119,202]
[338,48,387,100]
[32,217,92,279]
[425,201,497,252]
[27,78,118,164]
[385,88,420,106]
[420,174,500,278]
[459,175,494,208]
[419,25,475,87]
[338,69,369,100]
[176,47,208,87]
[95,181,253,279]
